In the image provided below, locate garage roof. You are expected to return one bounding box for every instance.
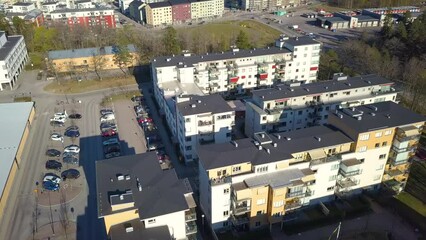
[0,102,34,199]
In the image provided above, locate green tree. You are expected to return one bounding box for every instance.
[113,45,134,75]
[395,22,408,40]
[381,14,394,39]
[12,16,26,35]
[163,27,181,55]
[318,50,342,80]
[235,30,251,50]
[0,14,12,33]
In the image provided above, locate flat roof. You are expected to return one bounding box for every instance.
[198,125,353,170]
[0,35,23,61]
[51,7,113,13]
[251,74,394,102]
[13,2,34,6]
[170,0,190,5]
[176,94,233,116]
[152,46,292,68]
[0,102,34,199]
[325,17,348,23]
[355,15,378,21]
[244,168,305,188]
[333,101,426,133]
[48,45,136,60]
[283,36,321,46]
[96,152,192,219]
[148,1,171,8]
[110,219,171,240]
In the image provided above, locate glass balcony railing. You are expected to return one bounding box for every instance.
[186,222,197,235]
[233,204,251,215]
[285,201,302,211]
[185,209,197,222]
[310,154,342,166]
[286,191,305,198]
[389,156,409,166]
[339,169,361,177]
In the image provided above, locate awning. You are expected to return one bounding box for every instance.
[400,125,419,137]
[229,77,239,83]
[259,73,268,80]
[308,149,327,160]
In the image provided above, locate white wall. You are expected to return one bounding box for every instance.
[143,210,187,240]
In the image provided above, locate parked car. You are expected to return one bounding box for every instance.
[50,116,66,123]
[64,145,80,153]
[100,123,117,132]
[69,113,82,119]
[37,71,43,80]
[46,149,61,157]
[103,138,119,146]
[105,151,121,159]
[100,109,114,116]
[63,156,79,165]
[42,181,59,191]
[50,120,65,127]
[104,144,120,154]
[66,125,79,131]
[102,129,117,137]
[50,133,64,142]
[54,111,68,118]
[43,173,61,184]
[137,117,153,124]
[45,160,62,171]
[63,151,78,158]
[100,114,115,122]
[131,96,144,102]
[64,129,80,138]
[61,169,80,180]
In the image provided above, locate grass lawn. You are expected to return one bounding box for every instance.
[44,76,137,94]
[100,90,142,107]
[395,192,426,217]
[176,20,282,48]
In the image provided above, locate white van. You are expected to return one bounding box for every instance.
[100,114,115,122]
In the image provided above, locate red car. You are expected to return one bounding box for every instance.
[102,129,117,137]
[137,117,153,124]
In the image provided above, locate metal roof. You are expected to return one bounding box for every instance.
[0,35,23,61]
[244,168,305,188]
[176,94,233,116]
[0,102,34,199]
[48,45,137,60]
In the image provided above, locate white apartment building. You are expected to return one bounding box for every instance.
[241,0,300,11]
[0,32,28,91]
[176,94,235,162]
[245,74,399,137]
[96,152,197,239]
[198,102,425,231]
[75,0,95,9]
[41,1,60,13]
[190,0,224,20]
[10,2,36,13]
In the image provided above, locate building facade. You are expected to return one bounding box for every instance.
[176,94,235,163]
[96,152,197,240]
[0,32,28,91]
[241,0,300,11]
[171,0,191,23]
[145,2,172,27]
[245,74,399,137]
[189,0,223,20]
[49,7,117,28]
[198,101,425,231]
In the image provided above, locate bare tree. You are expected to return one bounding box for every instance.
[402,57,426,112]
[91,51,107,81]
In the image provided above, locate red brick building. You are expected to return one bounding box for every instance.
[49,8,116,28]
[170,0,191,23]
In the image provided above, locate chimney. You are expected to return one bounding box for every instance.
[315,136,321,142]
[125,226,134,233]
[273,142,277,147]
[138,183,142,192]
[191,104,196,108]
[258,145,263,150]
[266,148,270,154]
[120,195,124,200]
[357,116,362,120]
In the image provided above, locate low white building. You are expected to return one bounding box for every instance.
[176,94,235,162]
[245,74,399,137]
[0,32,28,91]
[11,2,36,13]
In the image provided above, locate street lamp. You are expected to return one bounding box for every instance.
[201,214,205,232]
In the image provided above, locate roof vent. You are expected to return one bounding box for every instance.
[258,145,263,150]
[125,226,134,233]
[386,114,391,119]
[201,56,203,59]
[120,195,124,200]
[117,174,124,181]
[261,96,265,99]
[290,88,294,92]
[357,116,362,120]
[266,148,270,154]
[138,183,142,192]
[191,104,196,108]
[325,86,329,89]
[338,113,343,119]
[232,141,238,147]
[261,133,265,138]
[305,88,310,92]
[286,137,292,141]
[370,112,376,116]
[178,62,183,65]
[315,136,321,142]
[276,134,281,139]
[166,58,171,62]
[125,175,131,180]
[273,142,277,147]
[197,100,201,103]
[110,178,114,182]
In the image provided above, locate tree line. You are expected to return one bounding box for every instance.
[328,0,423,9]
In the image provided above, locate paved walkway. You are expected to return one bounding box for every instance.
[271,199,419,240]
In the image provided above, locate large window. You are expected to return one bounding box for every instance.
[359,134,370,141]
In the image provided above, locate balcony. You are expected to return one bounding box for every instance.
[185,209,197,222]
[265,105,291,115]
[339,169,361,177]
[337,178,358,189]
[186,222,197,235]
[384,168,404,178]
[286,190,306,198]
[231,214,249,225]
[392,145,417,154]
[209,75,219,81]
[285,201,302,211]
[233,202,251,215]
[198,120,213,126]
[210,176,231,186]
[389,156,409,166]
[383,179,405,193]
[310,154,342,166]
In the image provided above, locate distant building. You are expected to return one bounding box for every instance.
[49,7,117,28]
[11,2,36,14]
[75,0,95,9]
[145,2,172,27]
[41,1,60,14]
[47,45,138,73]
[5,9,45,27]
[362,6,420,26]
[96,152,197,239]
[241,0,301,11]
[0,31,28,91]
[119,0,133,14]
[170,0,191,23]
[128,0,145,23]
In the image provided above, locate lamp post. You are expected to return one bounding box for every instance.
[201,214,205,232]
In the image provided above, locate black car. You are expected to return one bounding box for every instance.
[69,113,82,119]
[46,149,61,157]
[61,169,80,180]
[64,129,80,138]
[45,160,62,171]
[100,123,117,131]
[100,109,114,116]
[104,143,121,154]
[131,96,144,102]
[50,121,65,127]
[63,156,79,165]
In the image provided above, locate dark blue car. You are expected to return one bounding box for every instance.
[42,181,59,191]
[64,129,80,138]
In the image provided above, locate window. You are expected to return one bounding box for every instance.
[256,199,266,205]
[358,146,367,152]
[379,154,387,159]
[232,166,241,172]
[298,110,302,115]
[273,200,284,208]
[327,186,334,191]
[382,141,387,147]
[256,210,262,216]
[185,146,192,151]
[262,116,267,121]
[384,130,392,136]
[329,175,337,181]
[148,219,156,224]
[257,166,268,173]
[331,164,339,170]
[223,211,229,216]
[185,154,192,159]
[226,132,231,138]
[359,134,370,141]
[224,188,229,194]
[375,143,380,148]
[375,132,383,138]
[360,158,365,163]
[185,136,191,142]
[223,221,229,227]
[185,118,191,122]
[255,221,261,227]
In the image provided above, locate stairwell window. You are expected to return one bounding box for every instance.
[359,134,370,141]
[273,200,284,208]
[232,166,241,172]
[257,199,266,205]
[358,146,367,152]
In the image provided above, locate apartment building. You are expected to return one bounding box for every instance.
[245,74,398,137]
[10,2,36,13]
[145,2,172,27]
[189,0,224,20]
[171,0,191,23]
[176,94,235,163]
[329,102,425,194]
[198,102,425,231]
[241,0,300,11]
[49,7,116,28]
[47,45,138,73]
[0,32,28,91]
[75,0,95,9]
[96,152,197,239]
[41,1,60,13]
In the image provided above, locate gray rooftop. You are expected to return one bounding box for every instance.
[244,168,305,188]
[325,17,349,23]
[176,94,233,116]
[96,152,192,219]
[13,2,33,6]
[0,34,23,61]
[50,7,113,13]
[0,102,34,199]
[148,1,171,8]
[355,15,378,21]
[48,45,136,60]
[333,101,426,133]
[251,74,394,102]
[152,46,292,68]
[283,36,321,46]
[110,219,171,240]
[198,125,353,170]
